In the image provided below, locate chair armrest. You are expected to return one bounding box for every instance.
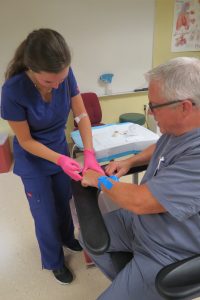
[72,165,148,255]
[155,255,200,299]
[126,165,148,175]
[72,180,110,255]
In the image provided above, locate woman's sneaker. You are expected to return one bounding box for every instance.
[53,265,73,284]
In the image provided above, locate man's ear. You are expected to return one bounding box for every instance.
[182,100,193,115]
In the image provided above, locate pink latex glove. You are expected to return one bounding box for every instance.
[57,155,82,181]
[82,149,105,175]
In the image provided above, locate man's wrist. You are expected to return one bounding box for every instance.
[97,175,119,191]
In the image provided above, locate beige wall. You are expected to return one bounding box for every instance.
[153,0,200,67]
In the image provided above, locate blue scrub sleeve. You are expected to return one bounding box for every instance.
[146,155,200,222]
[1,87,26,121]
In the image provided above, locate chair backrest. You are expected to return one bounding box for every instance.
[74,92,103,128]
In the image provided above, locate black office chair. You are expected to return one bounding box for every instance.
[72,166,200,300]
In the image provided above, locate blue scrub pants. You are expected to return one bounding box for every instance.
[21,171,74,270]
[80,209,164,300]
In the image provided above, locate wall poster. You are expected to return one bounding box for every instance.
[171,0,200,52]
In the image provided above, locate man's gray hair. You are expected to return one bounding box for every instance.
[145,57,200,106]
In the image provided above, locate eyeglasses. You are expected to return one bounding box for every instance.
[148,100,195,112]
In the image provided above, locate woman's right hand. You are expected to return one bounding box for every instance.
[105,160,131,178]
[57,155,82,181]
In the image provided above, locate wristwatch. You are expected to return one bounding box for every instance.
[97,175,119,190]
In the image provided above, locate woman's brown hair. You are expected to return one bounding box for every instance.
[5,28,71,80]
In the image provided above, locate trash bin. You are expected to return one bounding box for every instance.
[0,133,13,173]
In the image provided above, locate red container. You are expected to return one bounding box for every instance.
[0,134,13,173]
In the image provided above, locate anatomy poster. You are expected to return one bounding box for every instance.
[171,0,200,52]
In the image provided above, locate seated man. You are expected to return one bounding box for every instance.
[81,57,200,300]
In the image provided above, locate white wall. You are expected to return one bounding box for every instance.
[0,0,155,95]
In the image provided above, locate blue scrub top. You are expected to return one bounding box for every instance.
[1,67,79,178]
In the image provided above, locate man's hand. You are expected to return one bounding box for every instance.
[81,170,100,188]
[105,160,131,177]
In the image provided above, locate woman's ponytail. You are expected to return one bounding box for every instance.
[5,39,28,80]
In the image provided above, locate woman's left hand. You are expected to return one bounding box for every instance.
[82,149,105,175]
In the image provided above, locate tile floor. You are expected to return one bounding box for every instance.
[0,170,109,300]
[1,165,200,300]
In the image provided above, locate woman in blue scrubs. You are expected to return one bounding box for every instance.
[1,28,103,284]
